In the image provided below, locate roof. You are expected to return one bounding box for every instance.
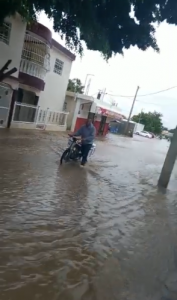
[66,91,94,102]
[94,99,122,114]
[122,118,135,124]
[52,39,76,61]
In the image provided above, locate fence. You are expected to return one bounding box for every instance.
[47,110,67,126]
[12,102,68,130]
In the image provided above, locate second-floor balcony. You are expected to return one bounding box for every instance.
[20,59,47,80]
[20,32,50,81]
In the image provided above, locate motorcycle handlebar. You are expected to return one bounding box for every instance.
[68,134,81,140]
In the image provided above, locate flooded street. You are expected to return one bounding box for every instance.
[1,129,177,300]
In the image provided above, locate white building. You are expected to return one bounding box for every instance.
[0,14,75,131]
[64,92,124,136]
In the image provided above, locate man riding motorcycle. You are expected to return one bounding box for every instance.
[70,119,96,167]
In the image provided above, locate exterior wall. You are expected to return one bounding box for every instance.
[65,95,76,130]
[90,102,97,114]
[73,101,92,132]
[74,117,86,132]
[71,99,81,132]
[72,101,111,136]
[134,122,144,133]
[11,122,67,131]
[0,83,13,127]
[0,14,26,79]
[19,84,40,96]
[38,47,72,111]
[45,124,67,132]
[11,123,36,129]
[3,77,19,90]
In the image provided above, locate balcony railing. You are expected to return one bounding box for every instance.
[20,32,50,80]
[20,59,47,80]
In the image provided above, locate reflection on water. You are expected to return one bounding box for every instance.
[0,130,177,300]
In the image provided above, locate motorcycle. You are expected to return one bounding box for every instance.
[60,135,96,165]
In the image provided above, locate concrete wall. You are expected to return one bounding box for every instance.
[65,95,76,130]
[134,123,144,133]
[0,14,26,78]
[38,47,72,111]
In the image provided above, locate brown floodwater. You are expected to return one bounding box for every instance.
[0,129,177,300]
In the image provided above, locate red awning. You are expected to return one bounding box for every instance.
[96,106,123,120]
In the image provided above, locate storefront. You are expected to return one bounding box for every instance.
[87,100,123,136]
[71,97,124,137]
[93,106,124,136]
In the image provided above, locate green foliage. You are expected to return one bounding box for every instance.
[67,78,84,94]
[1,0,177,59]
[162,126,168,131]
[132,111,163,134]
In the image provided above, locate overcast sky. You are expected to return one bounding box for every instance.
[39,12,177,129]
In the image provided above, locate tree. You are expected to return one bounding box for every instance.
[67,78,84,94]
[1,0,177,59]
[162,126,168,131]
[132,111,163,134]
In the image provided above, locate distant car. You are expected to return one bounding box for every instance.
[135,131,152,138]
[148,132,155,138]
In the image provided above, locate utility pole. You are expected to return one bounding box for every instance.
[85,77,92,95]
[97,90,102,99]
[84,74,94,94]
[124,86,140,135]
[158,127,177,188]
[101,88,106,101]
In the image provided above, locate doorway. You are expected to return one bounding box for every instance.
[13,88,39,123]
[98,115,107,135]
[87,112,95,122]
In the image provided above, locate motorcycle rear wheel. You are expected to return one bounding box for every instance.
[60,149,70,165]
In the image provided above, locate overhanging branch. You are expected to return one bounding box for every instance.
[0,60,17,82]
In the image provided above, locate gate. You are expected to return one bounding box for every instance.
[0,83,12,127]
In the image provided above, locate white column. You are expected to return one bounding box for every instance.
[71,98,81,131]
[64,113,68,127]
[90,101,97,113]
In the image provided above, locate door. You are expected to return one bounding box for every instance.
[98,115,107,135]
[0,84,12,128]
[87,111,95,122]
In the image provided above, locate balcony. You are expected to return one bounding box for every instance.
[20,59,47,80]
[19,32,50,89]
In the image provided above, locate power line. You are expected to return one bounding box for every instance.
[137,99,177,105]
[104,85,177,98]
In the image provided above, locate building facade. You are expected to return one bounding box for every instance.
[0,14,75,130]
[64,92,124,136]
[64,91,94,130]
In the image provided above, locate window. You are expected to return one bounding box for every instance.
[0,22,11,45]
[54,58,64,75]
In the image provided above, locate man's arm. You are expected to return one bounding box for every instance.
[72,127,82,136]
